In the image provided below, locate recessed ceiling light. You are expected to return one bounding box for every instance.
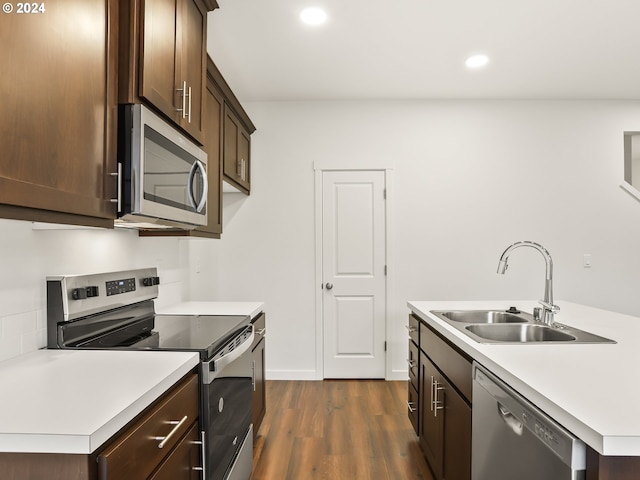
[465,54,489,69]
[300,7,328,26]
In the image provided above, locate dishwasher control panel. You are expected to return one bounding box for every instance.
[522,411,560,449]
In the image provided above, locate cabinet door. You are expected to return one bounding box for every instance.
[178,0,207,144]
[223,105,251,194]
[195,71,224,236]
[237,127,251,190]
[149,422,202,480]
[251,313,266,437]
[441,373,471,480]
[252,337,266,437]
[419,352,443,479]
[223,106,239,180]
[0,0,117,226]
[140,0,179,118]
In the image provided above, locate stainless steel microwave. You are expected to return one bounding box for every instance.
[116,104,208,229]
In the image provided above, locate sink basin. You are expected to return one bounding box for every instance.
[428,308,616,344]
[437,310,530,324]
[465,324,576,343]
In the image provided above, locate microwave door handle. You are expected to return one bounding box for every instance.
[187,160,208,213]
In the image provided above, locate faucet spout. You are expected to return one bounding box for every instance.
[496,241,559,324]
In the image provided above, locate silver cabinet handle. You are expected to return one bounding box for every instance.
[156,415,188,448]
[193,430,206,479]
[187,85,192,123]
[177,80,187,119]
[407,401,416,413]
[430,376,435,412]
[325,283,334,290]
[109,162,122,212]
[433,380,445,417]
[252,359,256,392]
[239,157,246,181]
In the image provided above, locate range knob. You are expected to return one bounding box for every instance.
[71,286,99,300]
[71,288,87,300]
[142,276,160,287]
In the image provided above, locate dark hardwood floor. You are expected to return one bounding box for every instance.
[251,380,434,480]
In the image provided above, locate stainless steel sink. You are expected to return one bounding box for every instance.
[465,324,576,343]
[430,309,615,344]
[438,310,530,324]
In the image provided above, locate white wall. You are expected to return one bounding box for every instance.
[0,220,189,362]
[187,99,640,380]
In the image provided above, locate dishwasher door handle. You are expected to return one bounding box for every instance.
[497,403,524,436]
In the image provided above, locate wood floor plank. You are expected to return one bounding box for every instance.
[251,380,434,480]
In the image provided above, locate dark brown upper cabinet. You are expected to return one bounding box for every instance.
[0,0,119,228]
[119,0,212,145]
[223,106,252,194]
[206,60,256,196]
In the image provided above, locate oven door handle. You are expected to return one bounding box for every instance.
[201,326,254,384]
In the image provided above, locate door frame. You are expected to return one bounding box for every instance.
[313,163,395,380]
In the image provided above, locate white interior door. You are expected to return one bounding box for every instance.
[322,170,386,378]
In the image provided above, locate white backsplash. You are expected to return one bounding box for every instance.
[0,219,190,362]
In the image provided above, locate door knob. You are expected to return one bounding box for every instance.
[325,283,334,290]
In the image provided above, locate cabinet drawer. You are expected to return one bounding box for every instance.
[420,322,472,403]
[408,340,419,392]
[149,422,202,480]
[408,314,420,346]
[97,373,199,479]
[251,312,266,350]
[408,382,419,435]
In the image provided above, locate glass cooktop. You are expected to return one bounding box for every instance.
[152,314,250,359]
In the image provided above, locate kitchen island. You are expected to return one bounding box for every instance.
[409,300,640,477]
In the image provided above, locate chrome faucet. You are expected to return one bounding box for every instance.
[497,241,560,325]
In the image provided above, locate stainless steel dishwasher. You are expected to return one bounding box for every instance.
[472,363,586,480]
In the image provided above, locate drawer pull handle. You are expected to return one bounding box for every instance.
[156,415,188,449]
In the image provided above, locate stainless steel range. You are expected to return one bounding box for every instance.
[46,267,254,480]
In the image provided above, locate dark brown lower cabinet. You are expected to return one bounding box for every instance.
[413,318,473,480]
[0,373,200,480]
[411,316,640,480]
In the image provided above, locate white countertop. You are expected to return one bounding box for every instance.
[0,349,199,454]
[157,301,265,319]
[408,300,640,456]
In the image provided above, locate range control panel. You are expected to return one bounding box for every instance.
[47,268,160,321]
[106,277,137,296]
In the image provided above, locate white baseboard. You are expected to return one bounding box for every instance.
[266,369,409,381]
[387,369,409,381]
[265,369,319,381]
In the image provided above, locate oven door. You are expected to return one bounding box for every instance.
[201,328,254,480]
[119,104,208,228]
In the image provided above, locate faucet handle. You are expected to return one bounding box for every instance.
[538,300,560,313]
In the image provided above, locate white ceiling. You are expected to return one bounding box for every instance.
[207,0,640,102]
